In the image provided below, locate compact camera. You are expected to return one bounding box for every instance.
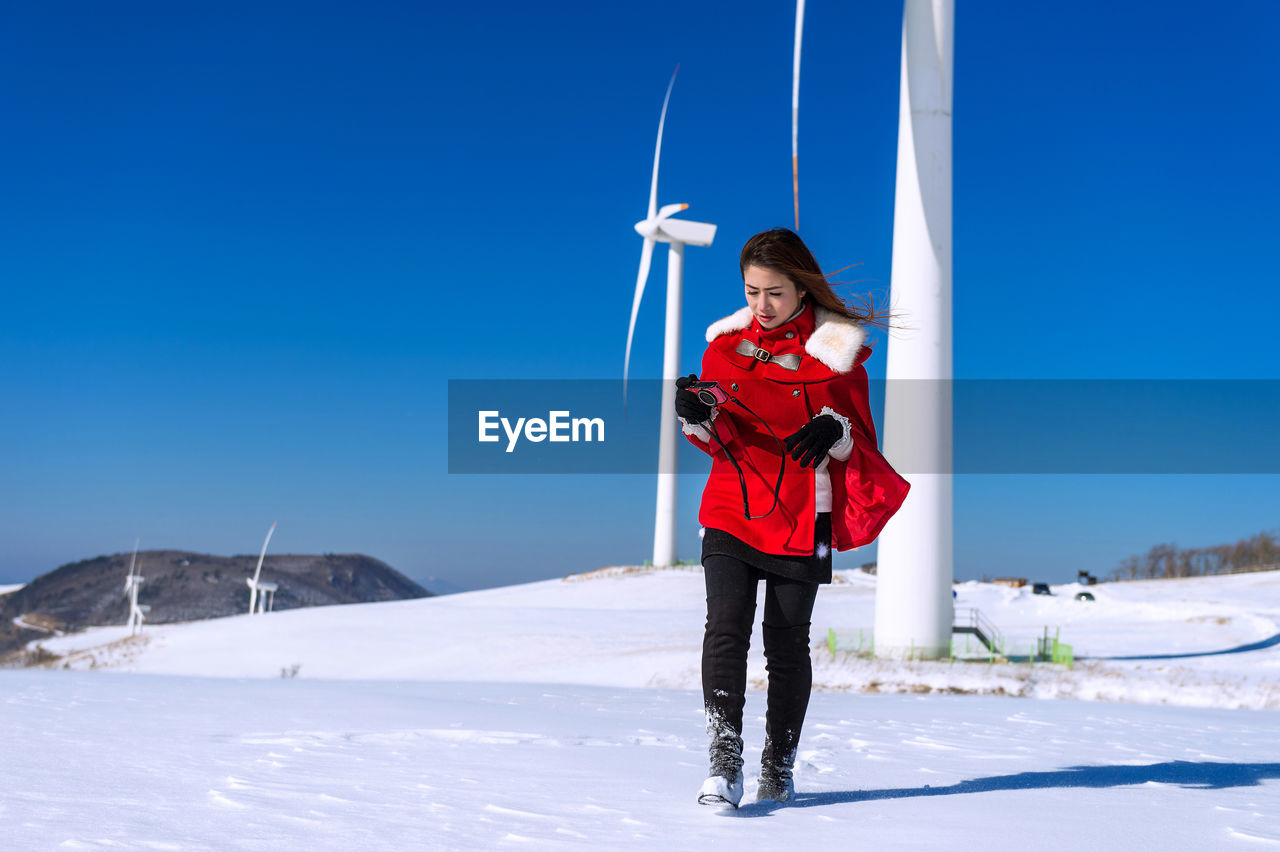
[689,381,730,407]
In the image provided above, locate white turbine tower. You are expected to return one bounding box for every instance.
[123,540,150,636]
[623,67,717,568]
[874,0,955,660]
[246,521,278,615]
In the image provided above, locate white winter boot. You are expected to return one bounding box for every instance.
[697,718,745,808]
[697,770,744,808]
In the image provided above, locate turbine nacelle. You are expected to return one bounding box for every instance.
[633,204,716,247]
[633,202,685,238]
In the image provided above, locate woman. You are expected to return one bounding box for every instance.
[676,228,910,807]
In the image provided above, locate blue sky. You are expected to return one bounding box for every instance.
[2,1,1277,591]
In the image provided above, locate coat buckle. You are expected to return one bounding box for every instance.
[753,347,772,363]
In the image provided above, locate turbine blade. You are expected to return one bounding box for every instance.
[648,65,679,221]
[252,521,276,585]
[658,218,717,247]
[623,237,656,403]
[793,0,805,230]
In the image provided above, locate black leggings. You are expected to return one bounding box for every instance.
[701,553,818,764]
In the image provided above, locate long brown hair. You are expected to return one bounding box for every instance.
[738,228,890,329]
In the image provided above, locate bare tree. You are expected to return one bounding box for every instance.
[1113,528,1280,581]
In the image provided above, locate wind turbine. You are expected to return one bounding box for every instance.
[623,67,717,568]
[873,0,955,660]
[246,521,278,615]
[123,539,150,636]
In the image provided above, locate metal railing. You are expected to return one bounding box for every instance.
[954,607,1004,655]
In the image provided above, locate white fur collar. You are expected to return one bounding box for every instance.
[704,306,755,342]
[705,305,867,373]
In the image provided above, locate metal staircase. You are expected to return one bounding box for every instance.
[953,607,1003,655]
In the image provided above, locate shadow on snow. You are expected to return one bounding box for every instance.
[1081,631,1280,661]
[730,761,1280,816]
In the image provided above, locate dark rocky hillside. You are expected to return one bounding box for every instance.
[0,551,432,659]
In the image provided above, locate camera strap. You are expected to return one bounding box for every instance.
[699,393,787,521]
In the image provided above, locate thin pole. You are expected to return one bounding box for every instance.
[792,0,806,230]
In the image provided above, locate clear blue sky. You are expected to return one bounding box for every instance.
[2,1,1277,590]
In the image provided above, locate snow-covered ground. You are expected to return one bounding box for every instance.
[4,569,1280,848]
[26,568,1280,709]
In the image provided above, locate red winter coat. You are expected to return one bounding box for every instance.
[684,303,910,557]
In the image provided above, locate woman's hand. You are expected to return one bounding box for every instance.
[783,414,843,467]
[675,374,714,422]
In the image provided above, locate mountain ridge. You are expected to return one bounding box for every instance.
[0,549,431,661]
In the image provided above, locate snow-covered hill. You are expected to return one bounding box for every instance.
[5,569,1280,849]
[26,568,1280,709]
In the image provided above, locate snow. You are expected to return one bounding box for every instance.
[30,567,1280,708]
[12,615,63,636]
[4,568,1280,848]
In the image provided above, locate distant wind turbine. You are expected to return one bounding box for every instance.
[123,539,150,636]
[622,66,717,568]
[793,0,805,230]
[246,522,278,615]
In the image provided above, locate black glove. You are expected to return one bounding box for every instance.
[783,414,843,468]
[674,373,713,422]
